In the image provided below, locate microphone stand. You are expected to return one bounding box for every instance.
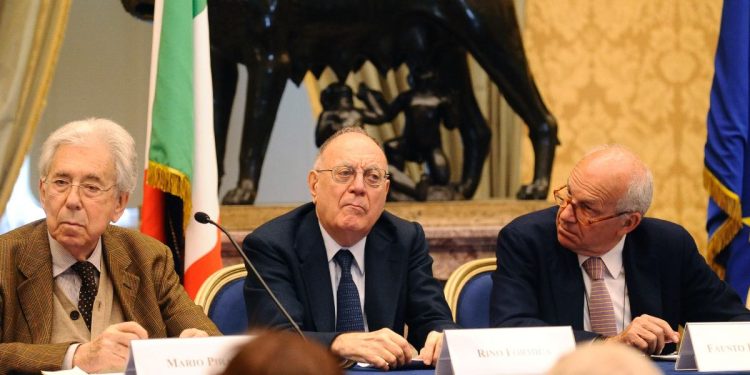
[194,212,305,339]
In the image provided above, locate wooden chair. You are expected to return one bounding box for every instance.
[443,258,497,328]
[194,264,248,334]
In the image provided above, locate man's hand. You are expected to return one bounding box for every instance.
[418,331,444,366]
[179,328,209,338]
[73,321,148,373]
[605,314,680,354]
[330,328,415,370]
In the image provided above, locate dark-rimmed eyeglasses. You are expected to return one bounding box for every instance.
[314,166,389,188]
[553,185,631,225]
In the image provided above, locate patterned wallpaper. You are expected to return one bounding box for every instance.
[521,0,723,251]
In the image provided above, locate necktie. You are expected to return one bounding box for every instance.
[582,257,618,337]
[334,249,365,332]
[71,261,98,330]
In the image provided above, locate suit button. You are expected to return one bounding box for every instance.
[70,311,80,320]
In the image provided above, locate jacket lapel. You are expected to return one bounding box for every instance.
[102,227,140,321]
[17,222,55,343]
[623,234,661,318]
[551,243,586,330]
[296,211,335,332]
[363,220,399,330]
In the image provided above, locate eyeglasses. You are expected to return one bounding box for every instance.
[553,185,631,225]
[43,178,115,199]
[315,165,390,188]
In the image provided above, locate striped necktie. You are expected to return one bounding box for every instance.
[582,257,618,337]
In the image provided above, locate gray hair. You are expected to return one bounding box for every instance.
[584,144,653,215]
[39,118,138,194]
[618,167,653,215]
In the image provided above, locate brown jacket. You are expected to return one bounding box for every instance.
[0,220,220,374]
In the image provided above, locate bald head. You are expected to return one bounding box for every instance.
[315,126,383,169]
[574,145,653,215]
[548,343,661,375]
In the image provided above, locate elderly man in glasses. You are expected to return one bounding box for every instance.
[490,145,750,354]
[0,118,219,374]
[242,126,457,370]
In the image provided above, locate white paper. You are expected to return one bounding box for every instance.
[125,335,252,375]
[42,367,89,375]
[676,322,750,372]
[436,327,576,375]
[436,338,453,375]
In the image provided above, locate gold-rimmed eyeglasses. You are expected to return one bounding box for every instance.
[553,185,631,225]
[315,165,389,188]
[43,178,115,199]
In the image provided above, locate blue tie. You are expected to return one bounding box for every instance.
[335,249,365,332]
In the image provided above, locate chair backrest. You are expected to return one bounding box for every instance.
[194,264,248,335]
[444,257,497,328]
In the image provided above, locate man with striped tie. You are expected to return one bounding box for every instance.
[490,145,750,354]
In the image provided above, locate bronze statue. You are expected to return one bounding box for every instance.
[314,82,386,148]
[357,68,458,201]
[121,0,558,203]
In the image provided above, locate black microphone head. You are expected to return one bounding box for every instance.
[194,211,211,224]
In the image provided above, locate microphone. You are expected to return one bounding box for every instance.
[194,211,305,338]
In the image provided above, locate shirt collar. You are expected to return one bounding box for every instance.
[49,232,103,278]
[578,235,626,278]
[319,223,366,274]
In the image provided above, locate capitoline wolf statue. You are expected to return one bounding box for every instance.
[122,0,558,204]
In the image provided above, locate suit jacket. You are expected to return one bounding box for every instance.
[242,202,458,348]
[0,220,220,374]
[490,207,750,342]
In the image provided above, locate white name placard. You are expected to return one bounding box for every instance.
[125,335,253,375]
[676,322,750,372]
[436,327,575,375]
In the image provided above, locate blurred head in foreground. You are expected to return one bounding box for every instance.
[547,343,662,375]
[221,330,343,375]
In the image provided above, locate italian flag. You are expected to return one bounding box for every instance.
[141,0,222,298]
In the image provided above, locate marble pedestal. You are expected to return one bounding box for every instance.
[219,199,551,280]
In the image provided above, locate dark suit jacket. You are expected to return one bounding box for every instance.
[242,202,457,348]
[0,220,220,374]
[490,207,750,342]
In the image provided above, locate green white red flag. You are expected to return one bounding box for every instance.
[141,0,222,298]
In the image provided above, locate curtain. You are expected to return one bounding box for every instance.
[0,0,72,217]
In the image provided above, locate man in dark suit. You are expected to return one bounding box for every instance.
[490,145,750,354]
[243,126,457,369]
[0,118,219,374]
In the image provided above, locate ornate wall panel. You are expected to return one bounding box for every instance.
[522,0,722,250]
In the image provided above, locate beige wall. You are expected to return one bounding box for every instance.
[521,0,722,251]
[33,0,151,208]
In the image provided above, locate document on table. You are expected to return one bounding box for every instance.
[355,358,430,370]
[42,368,124,375]
[651,352,678,361]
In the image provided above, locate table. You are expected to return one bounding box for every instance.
[345,361,750,374]
[655,360,750,375]
[348,367,431,374]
